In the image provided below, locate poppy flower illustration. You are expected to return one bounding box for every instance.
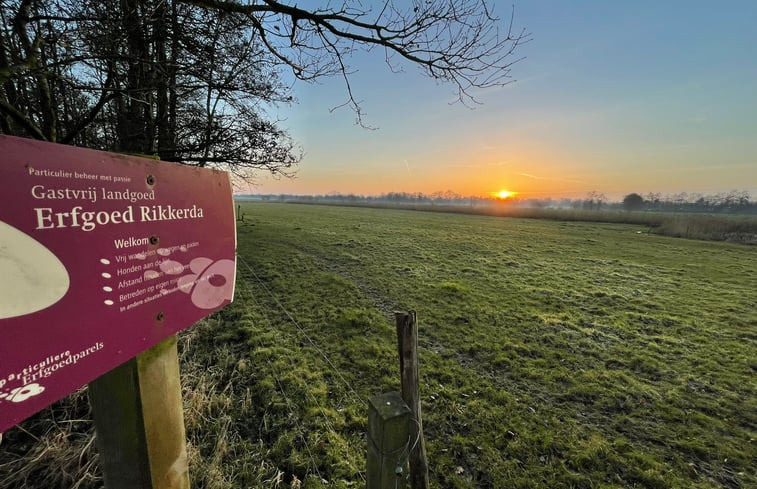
[4,383,45,403]
[176,257,235,309]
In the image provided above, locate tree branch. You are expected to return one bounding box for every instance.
[0,97,47,140]
[182,0,531,109]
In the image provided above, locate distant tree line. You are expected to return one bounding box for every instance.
[240,189,757,215]
[633,191,754,214]
[245,190,492,206]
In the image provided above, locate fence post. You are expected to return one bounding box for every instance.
[395,311,429,489]
[367,392,411,489]
[88,335,189,489]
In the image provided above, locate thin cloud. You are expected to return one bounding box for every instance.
[448,161,508,168]
[517,172,586,184]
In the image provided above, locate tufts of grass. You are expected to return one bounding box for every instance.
[0,389,101,489]
[655,213,757,243]
[435,281,470,296]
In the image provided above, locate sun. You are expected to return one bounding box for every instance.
[493,189,517,200]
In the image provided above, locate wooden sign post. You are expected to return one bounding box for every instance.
[89,337,189,489]
[0,136,237,488]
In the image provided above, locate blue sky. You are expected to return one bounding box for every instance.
[253,1,757,200]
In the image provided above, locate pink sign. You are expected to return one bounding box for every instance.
[0,136,236,432]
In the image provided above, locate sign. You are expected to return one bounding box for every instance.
[0,136,236,432]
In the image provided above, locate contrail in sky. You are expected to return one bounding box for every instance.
[404,159,413,177]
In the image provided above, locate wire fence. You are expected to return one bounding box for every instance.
[235,254,368,483]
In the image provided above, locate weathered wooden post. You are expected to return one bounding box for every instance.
[89,336,188,489]
[367,392,411,489]
[395,311,429,489]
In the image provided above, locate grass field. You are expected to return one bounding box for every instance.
[278,201,757,245]
[1,202,755,488]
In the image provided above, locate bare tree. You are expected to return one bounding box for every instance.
[1,0,529,176]
[584,190,607,211]
[185,0,530,123]
[0,0,301,176]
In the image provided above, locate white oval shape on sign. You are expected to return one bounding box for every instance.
[0,221,70,319]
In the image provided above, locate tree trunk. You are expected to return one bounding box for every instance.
[117,0,151,153]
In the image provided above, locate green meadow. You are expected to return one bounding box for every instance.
[2,202,755,488]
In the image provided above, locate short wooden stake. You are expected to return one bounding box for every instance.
[89,335,189,489]
[367,392,411,489]
[395,311,429,489]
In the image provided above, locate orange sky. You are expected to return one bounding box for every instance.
[250,2,757,201]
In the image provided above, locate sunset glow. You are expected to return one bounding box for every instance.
[494,190,517,200]
[254,3,757,201]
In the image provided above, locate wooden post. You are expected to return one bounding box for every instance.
[89,335,189,489]
[367,392,411,489]
[395,311,429,489]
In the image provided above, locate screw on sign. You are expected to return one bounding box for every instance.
[0,135,236,433]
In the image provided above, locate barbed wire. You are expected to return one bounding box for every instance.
[237,255,364,406]
[234,258,368,483]
[234,276,325,482]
